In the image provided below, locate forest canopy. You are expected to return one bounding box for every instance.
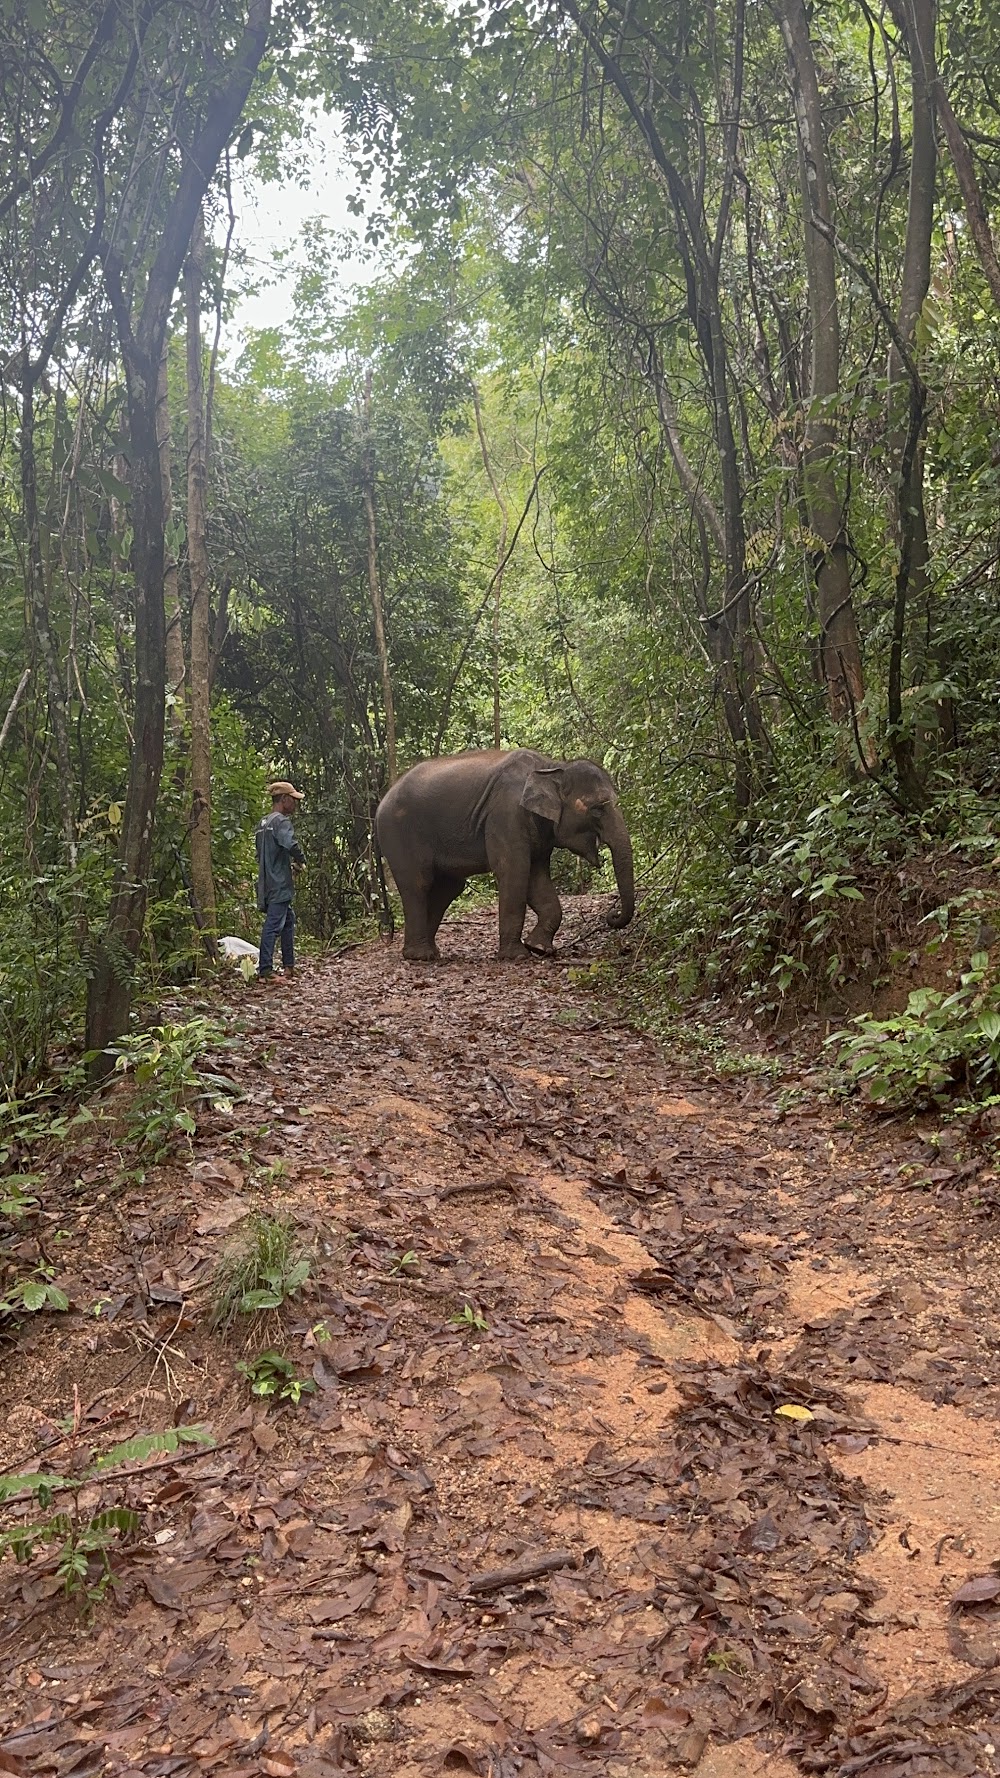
[3,0,1000,1087]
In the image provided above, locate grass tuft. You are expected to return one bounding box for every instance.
[209,1212,311,1330]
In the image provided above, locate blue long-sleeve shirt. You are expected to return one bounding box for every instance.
[255,812,305,910]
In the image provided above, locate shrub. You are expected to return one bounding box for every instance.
[830,954,1000,1110]
[106,1016,235,1158]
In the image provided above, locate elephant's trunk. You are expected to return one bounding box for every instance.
[601,804,635,929]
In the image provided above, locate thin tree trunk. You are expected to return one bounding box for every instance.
[184,203,218,957]
[85,370,167,1058]
[0,668,31,754]
[887,0,938,798]
[433,466,546,756]
[471,381,510,749]
[643,343,725,561]
[157,342,186,730]
[21,380,77,861]
[936,86,1000,308]
[778,0,871,756]
[209,577,231,691]
[361,368,397,784]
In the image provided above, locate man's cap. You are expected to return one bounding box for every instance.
[268,780,304,801]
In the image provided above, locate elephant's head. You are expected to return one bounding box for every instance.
[520,759,635,929]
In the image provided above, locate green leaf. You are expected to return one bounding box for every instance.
[96,466,130,503]
[92,1426,212,1472]
[239,1288,284,1311]
[0,1471,70,1502]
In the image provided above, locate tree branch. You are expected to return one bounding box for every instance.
[0,0,121,225]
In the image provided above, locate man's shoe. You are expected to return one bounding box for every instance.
[256,972,276,984]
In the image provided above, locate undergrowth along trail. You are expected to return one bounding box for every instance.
[3,902,1000,1777]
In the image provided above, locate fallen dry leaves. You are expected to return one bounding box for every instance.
[1,901,1000,1776]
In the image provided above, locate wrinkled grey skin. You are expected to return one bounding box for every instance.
[376,749,635,962]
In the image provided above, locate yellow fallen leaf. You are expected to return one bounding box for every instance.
[775,1403,815,1423]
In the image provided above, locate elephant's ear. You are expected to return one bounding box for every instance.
[520,766,563,823]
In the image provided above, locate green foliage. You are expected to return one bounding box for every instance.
[210,1212,311,1328]
[0,1425,213,1607]
[449,1302,489,1333]
[0,1082,94,1175]
[0,1174,39,1220]
[0,1266,69,1316]
[0,1505,141,1605]
[623,755,1000,1017]
[5,0,1000,1077]
[216,371,473,934]
[830,956,1000,1111]
[710,782,905,1004]
[237,1349,316,1404]
[107,1018,235,1159]
[0,857,107,1095]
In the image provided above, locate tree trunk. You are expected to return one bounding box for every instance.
[185,203,218,956]
[158,342,186,731]
[85,0,272,1062]
[471,381,510,750]
[21,381,77,862]
[887,0,938,800]
[85,376,167,1058]
[936,85,1000,309]
[778,0,871,754]
[361,367,398,784]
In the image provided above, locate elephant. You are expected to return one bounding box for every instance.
[375,748,635,961]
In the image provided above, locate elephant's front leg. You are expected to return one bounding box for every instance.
[492,854,531,960]
[523,863,563,955]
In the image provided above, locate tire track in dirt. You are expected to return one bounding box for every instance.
[2,902,1000,1776]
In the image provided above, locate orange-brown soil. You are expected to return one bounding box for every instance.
[2,902,1000,1777]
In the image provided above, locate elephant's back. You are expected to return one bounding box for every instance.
[376,750,548,866]
[378,749,542,814]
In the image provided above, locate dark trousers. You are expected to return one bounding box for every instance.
[259,901,295,975]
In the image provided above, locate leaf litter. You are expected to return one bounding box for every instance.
[1,902,1000,1773]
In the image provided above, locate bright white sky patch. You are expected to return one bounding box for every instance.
[225,107,379,340]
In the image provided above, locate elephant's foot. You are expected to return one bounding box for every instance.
[523,928,556,956]
[402,941,441,961]
[498,940,532,961]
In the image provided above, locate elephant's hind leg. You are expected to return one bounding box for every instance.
[426,873,467,948]
[524,864,563,955]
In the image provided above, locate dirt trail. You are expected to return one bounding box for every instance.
[3,902,1000,1776]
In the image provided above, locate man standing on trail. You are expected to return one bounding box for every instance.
[256,781,306,981]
